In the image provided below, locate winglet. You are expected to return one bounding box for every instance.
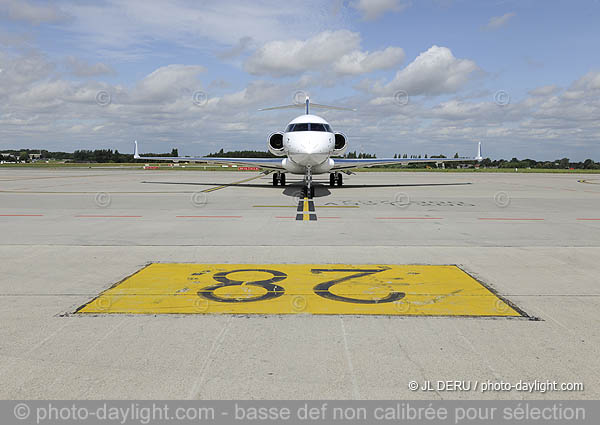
[133,140,140,159]
[475,141,483,161]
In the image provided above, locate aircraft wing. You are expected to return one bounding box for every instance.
[133,141,284,170]
[331,157,475,170]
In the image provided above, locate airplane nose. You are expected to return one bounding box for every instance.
[288,134,329,166]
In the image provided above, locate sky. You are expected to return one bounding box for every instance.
[1,0,600,160]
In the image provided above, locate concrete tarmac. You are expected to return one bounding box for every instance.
[0,168,599,399]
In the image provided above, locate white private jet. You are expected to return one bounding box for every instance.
[134,97,479,197]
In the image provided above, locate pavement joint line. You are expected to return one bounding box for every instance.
[84,318,126,355]
[75,215,143,218]
[187,317,233,400]
[340,317,360,399]
[0,321,72,380]
[478,218,545,221]
[376,217,444,220]
[0,214,44,216]
[452,322,501,381]
[3,214,599,222]
[176,216,243,218]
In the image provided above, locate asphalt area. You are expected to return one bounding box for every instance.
[0,168,599,399]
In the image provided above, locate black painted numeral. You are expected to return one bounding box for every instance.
[311,268,405,304]
[197,269,286,303]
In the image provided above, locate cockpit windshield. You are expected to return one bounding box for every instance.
[310,123,326,132]
[285,123,333,132]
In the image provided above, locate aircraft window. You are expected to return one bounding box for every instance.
[286,123,332,132]
[292,123,309,131]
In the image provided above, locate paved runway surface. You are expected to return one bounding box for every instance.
[1,168,599,399]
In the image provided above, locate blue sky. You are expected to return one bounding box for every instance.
[2,0,600,160]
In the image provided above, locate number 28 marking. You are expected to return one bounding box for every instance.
[197,268,405,304]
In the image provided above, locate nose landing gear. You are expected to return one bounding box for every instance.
[272,172,286,186]
[302,166,315,198]
[329,172,343,187]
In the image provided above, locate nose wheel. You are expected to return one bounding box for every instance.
[330,172,343,187]
[272,172,286,186]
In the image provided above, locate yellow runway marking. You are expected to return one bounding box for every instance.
[201,174,264,193]
[77,264,526,317]
[303,197,309,221]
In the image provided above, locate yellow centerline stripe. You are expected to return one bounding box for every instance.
[303,197,309,220]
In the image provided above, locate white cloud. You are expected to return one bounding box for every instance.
[0,0,65,24]
[351,0,410,21]
[65,56,115,77]
[3,47,600,161]
[132,65,206,103]
[483,12,515,30]
[570,70,600,91]
[60,0,343,55]
[245,30,404,77]
[245,30,360,77]
[334,47,405,75]
[371,45,480,96]
[0,50,54,98]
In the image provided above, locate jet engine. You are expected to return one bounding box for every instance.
[268,132,286,156]
[332,132,347,156]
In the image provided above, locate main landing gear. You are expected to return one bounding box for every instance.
[272,172,286,186]
[329,172,343,187]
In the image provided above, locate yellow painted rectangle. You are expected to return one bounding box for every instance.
[76,264,524,317]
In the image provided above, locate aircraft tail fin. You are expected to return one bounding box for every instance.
[259,96,355,114]
[475,142,483,161]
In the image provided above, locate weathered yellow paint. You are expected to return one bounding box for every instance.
[303,198,309,220]
[77,264,523,316]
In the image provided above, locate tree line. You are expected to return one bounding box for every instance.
[0,148,179,163]
[2,148,600,169]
